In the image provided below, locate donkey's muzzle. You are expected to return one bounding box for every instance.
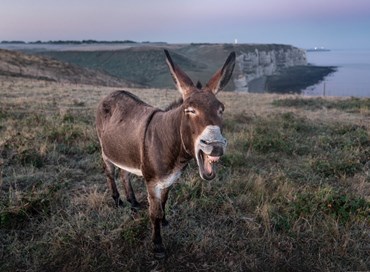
[199,134,227,157]
[209,144,225,157]
[196,125,227,180]
[197,139,227,180]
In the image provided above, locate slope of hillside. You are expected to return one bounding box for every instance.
[1,43,335,93]
[0,49,135,87]
[38,46,207,88]
[34,43,333,93]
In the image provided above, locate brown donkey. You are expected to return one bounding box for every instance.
[96,50,235,258]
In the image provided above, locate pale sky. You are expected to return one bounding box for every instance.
[1,0,370,49]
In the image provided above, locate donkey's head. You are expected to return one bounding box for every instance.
[165,50,236,180]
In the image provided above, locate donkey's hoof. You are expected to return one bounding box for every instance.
[153,244,166,260]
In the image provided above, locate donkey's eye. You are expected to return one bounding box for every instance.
[185,107,196,115]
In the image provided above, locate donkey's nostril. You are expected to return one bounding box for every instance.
[210,145,224,157]
[200,139,208,145]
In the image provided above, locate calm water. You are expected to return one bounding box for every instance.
[303,49,370,97]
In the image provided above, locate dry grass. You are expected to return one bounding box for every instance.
[1,76,369,271]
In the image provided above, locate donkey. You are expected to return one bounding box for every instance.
[96,49,235,259]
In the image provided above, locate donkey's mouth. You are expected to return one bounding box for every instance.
[198,150,220,180]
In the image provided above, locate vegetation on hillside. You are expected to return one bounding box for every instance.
[1,40,139,44]
[0,49,134,87]
[1,44,335,94]
[0,78,369,271]
[38,48,206,88]
[273,96,370,113]
[34,43,334,93]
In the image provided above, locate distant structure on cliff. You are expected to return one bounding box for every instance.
[306,47,330,52]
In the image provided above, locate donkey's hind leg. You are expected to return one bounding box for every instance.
[120,169,140,210]
[103,157,123,207]
[160,188,170,226]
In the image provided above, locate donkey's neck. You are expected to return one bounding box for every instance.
[153,106,184,152]
[143,106,191,176]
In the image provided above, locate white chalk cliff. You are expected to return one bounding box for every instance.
[232,45,307,91]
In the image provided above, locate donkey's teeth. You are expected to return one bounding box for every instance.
[207,155,220,163]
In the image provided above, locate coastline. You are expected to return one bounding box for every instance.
[303,49,370,97]
[262,65,337,94]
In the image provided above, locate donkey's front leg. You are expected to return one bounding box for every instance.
[147,183,166,259]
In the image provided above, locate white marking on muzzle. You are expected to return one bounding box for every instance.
[195,125,227,156]
[194,125,227,179]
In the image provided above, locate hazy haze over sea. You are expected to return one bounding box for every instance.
[303,49,370,97]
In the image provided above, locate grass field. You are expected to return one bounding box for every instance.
[1,76,369,271]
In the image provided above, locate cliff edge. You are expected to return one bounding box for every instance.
[2,43,326,93]
[33,43,307,91]
[231,44,307,91]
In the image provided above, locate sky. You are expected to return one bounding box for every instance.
[1,0,370,49]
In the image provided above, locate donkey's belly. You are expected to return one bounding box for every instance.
[110,160,143,176]
[100,121,145,176]
[96,90,158,177]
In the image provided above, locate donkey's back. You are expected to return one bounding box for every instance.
[96,90,157,175]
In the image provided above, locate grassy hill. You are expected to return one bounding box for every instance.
[37,46,207,88]
[0,75,369,271]
[2,43,336,93]
[0,49,135,87]
[35,44,226,89]
[36,43,327,92]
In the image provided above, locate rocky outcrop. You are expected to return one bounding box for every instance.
[232,45,307,91]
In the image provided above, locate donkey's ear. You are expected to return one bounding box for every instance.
[164,49,195,98]
[206,52,236,94]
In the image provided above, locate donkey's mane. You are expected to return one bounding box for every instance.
[164,98,183,111]
[164,81,203,112]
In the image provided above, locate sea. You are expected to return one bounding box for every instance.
[303,49,370,97]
